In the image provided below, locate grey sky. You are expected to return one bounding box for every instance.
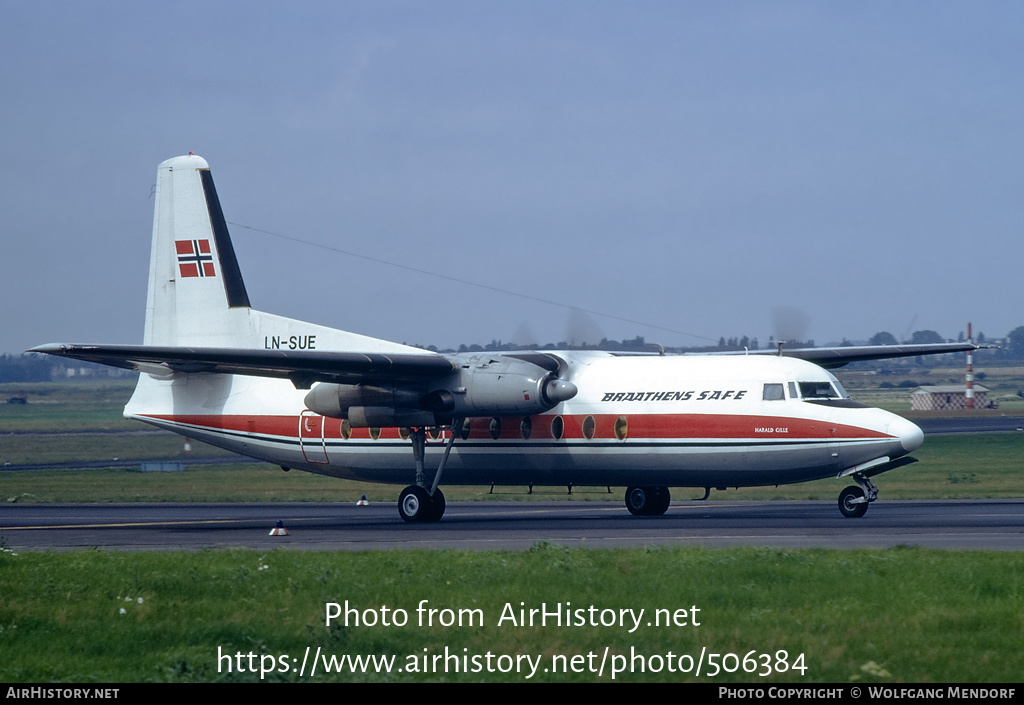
[3,1,1022,354]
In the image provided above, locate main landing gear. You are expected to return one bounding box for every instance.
[398,426,455,523]
[838,474,879,518]
[625,486,671,516]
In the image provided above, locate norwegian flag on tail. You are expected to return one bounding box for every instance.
[175,239,216,278]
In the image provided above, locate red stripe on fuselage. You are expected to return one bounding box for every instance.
[139,413,894,442]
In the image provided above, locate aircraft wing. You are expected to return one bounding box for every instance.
[29,343,456,388]
[749,342,984,369]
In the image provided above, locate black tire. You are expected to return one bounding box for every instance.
[625,486,649,516]
[426,487,446,522]
[398,485,432,523]
[650,486,671,515]
[838,485,868,518]
[626,486,670,516]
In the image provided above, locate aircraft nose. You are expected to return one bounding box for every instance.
[891,415,924,453]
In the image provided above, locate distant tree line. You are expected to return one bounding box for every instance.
[0,354,54,383]
[7,325,1024,383]
[0,354,134,384]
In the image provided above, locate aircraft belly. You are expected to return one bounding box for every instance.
[316,438,849,487]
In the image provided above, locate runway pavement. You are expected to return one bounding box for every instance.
[915,416,1024,434]
[2,499,1021,552]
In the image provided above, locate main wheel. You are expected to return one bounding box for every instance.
[398,485,446,523]
[426,487,446,522]
[625,486,670,516]
[838,485,868,518]
[650,486,671,515]
[398,485,432,523]
[625,486,650,515]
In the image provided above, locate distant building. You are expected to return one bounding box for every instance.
[911,385,992,411]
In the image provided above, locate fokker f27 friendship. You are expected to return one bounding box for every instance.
[34,155,978,522]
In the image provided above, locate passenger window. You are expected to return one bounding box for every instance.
[763,383,785,401]
[582,415,596,439]
[520,416,532,440]
[550,416,564,440]
[614,415,628,440]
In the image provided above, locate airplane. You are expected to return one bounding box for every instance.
[32,154,980,523]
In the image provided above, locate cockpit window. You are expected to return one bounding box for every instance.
[798,381,840,399]
[762,383,785,401]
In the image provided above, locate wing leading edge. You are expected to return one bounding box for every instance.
[747,342,984,369]
[30,343,456,388]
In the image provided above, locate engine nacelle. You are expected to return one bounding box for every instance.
[347,405,436,428]
[303,383,422,420]
[421,356,577,417]
[303,355,577,427]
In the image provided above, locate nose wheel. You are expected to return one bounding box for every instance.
[838,486,868,518]
[838,474,877,518]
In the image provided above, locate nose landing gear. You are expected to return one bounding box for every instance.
[838,474,878,518]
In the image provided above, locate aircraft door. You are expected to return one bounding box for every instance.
[824,408,844,471]
[299,410,330,464]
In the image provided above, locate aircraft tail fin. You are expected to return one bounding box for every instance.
[141,154,427,356]
[144,154,251,346]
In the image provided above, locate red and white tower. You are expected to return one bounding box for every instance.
[965,322,975,410]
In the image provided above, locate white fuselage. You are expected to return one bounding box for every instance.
[124,351,922,489]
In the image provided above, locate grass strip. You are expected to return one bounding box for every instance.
[0,545,1020,683]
